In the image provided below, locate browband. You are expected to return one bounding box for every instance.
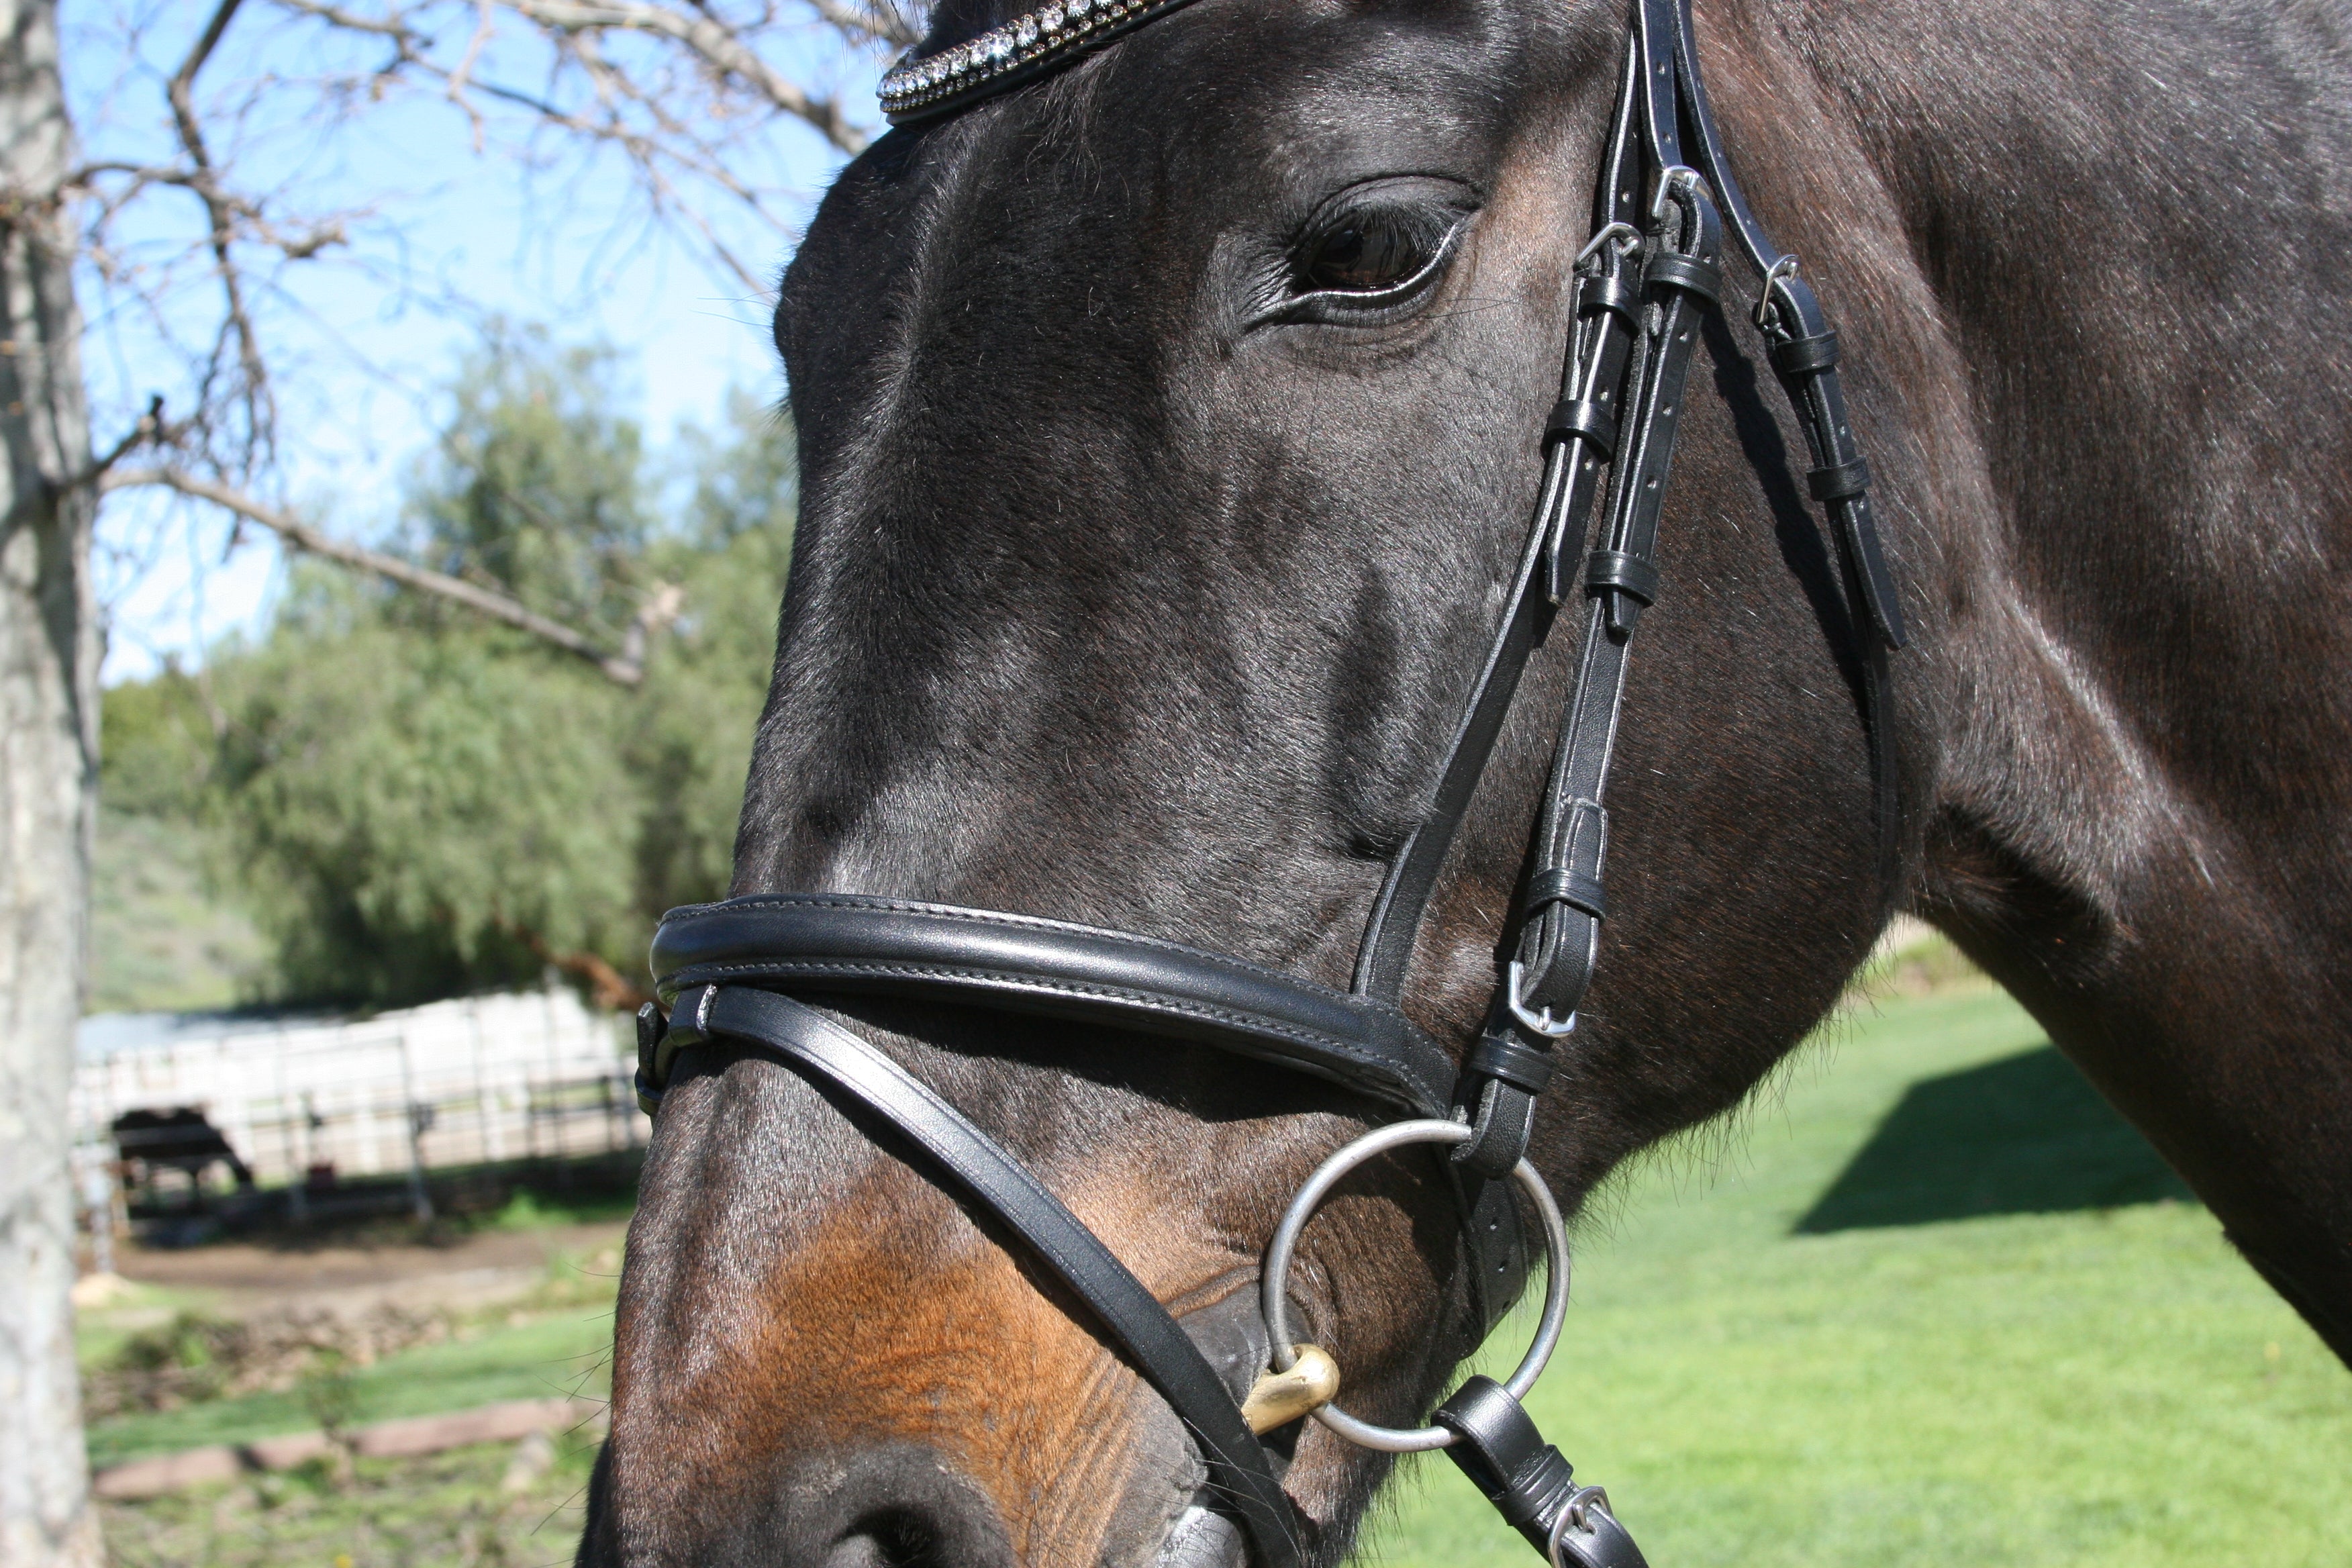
[880,0,1208,122]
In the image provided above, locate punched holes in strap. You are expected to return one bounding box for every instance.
[1808,456,1871,502]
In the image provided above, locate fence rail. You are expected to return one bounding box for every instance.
[72,991,645,1210]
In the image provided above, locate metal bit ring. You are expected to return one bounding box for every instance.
[1261,1118,1571,1453]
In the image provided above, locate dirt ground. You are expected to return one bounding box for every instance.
[109,1221,631,1323]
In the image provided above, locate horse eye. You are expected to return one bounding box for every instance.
[1297,211,1444,295]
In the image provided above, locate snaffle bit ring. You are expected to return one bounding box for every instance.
[1260,1118,1571,1453]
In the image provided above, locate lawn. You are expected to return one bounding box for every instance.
[91,982,2351,1565]
[83,1245,619,1472]
[101,1434,603,1568]
[86,1309,616,1471]
[1362,985,2352,1567]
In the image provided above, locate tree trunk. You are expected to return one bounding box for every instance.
[0,1,104,1563]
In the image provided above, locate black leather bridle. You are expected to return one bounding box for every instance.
[633,1,1905,1562]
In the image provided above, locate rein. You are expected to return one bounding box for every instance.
[635,1,1904,1562]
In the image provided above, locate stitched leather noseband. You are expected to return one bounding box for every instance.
[634,2,1905,1562]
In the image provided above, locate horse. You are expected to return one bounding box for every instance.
[577,0,2352,1559]
[111,1107,255,1202]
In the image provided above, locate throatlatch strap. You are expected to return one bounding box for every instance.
[662,985,1304,1568]
[1661,0,1905,885]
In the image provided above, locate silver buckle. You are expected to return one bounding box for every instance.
[1574,220,1641,271]
[1753,253,1800,331]
[1506,959,1578,1039]
[1649,163,1704,224]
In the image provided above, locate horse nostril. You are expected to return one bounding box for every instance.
[779,1446,1012,1568]
[826,1511,941,1568]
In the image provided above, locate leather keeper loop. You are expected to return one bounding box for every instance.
[1644,251,1722,303]
[634,1001,670,1113]
[1525,867,1608,922]
[1578,271,1642,323]
[1435,1377,1581,1550]
[1808,457,1871,502]
[636,1001,667,1079]
[1581,550,1658,609]
[1545,397,1618,457]
[1771,329,1841,377]
[1466,1033,1557,1096]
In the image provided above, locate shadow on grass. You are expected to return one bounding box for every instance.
[1796,1045,2193,1233]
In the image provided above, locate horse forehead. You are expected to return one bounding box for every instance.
[777,0,1538,375]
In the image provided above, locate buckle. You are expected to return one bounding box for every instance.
[1506,959,1578,1039]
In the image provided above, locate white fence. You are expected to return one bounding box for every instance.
[73,989,644,1198]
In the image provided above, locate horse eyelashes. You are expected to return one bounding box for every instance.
[1232,176,1481,328]
[1302,213,1435,291]
[1294,208,1459,298]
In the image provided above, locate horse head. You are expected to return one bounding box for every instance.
[582,0,1949,1560]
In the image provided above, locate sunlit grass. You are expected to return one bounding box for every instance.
[1361,988,2352,1567]
[84,1261,618,1471]
[88,984,2352,1565]
[99,1433,603,1568]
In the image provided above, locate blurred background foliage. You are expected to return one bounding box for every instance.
[97,330,795,1012]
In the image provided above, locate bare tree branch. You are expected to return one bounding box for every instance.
[55,395,168,493]
[804,0,922,51]
[66,0,871,672]
[502,0,868,152]
[278,0,874,154]
[103,467,648,684]
[166,0,275,468]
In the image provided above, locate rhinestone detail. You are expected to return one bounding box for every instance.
[879,0,1208,121]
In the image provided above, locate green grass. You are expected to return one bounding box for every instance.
[100,1433,603,1568]
[479,1183,639,1231]
[91,983,2351,1565]
[75,1279,220,1373]
[86,1306,616,1471]
[1362,987,2352,1567]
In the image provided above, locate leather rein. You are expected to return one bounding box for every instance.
[633,2,1905,1563]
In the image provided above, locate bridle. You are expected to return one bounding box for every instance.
[633,0,1906,1562]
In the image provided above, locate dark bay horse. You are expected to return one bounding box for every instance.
[583,0,2352,1559]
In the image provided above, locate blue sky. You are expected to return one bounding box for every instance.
[69,3,887,682]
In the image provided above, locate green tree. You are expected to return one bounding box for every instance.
[109,342,795,1010]
[402,334,656,642]
[628,387,799,918]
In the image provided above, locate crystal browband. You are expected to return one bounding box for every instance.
[879,0,1208,123]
